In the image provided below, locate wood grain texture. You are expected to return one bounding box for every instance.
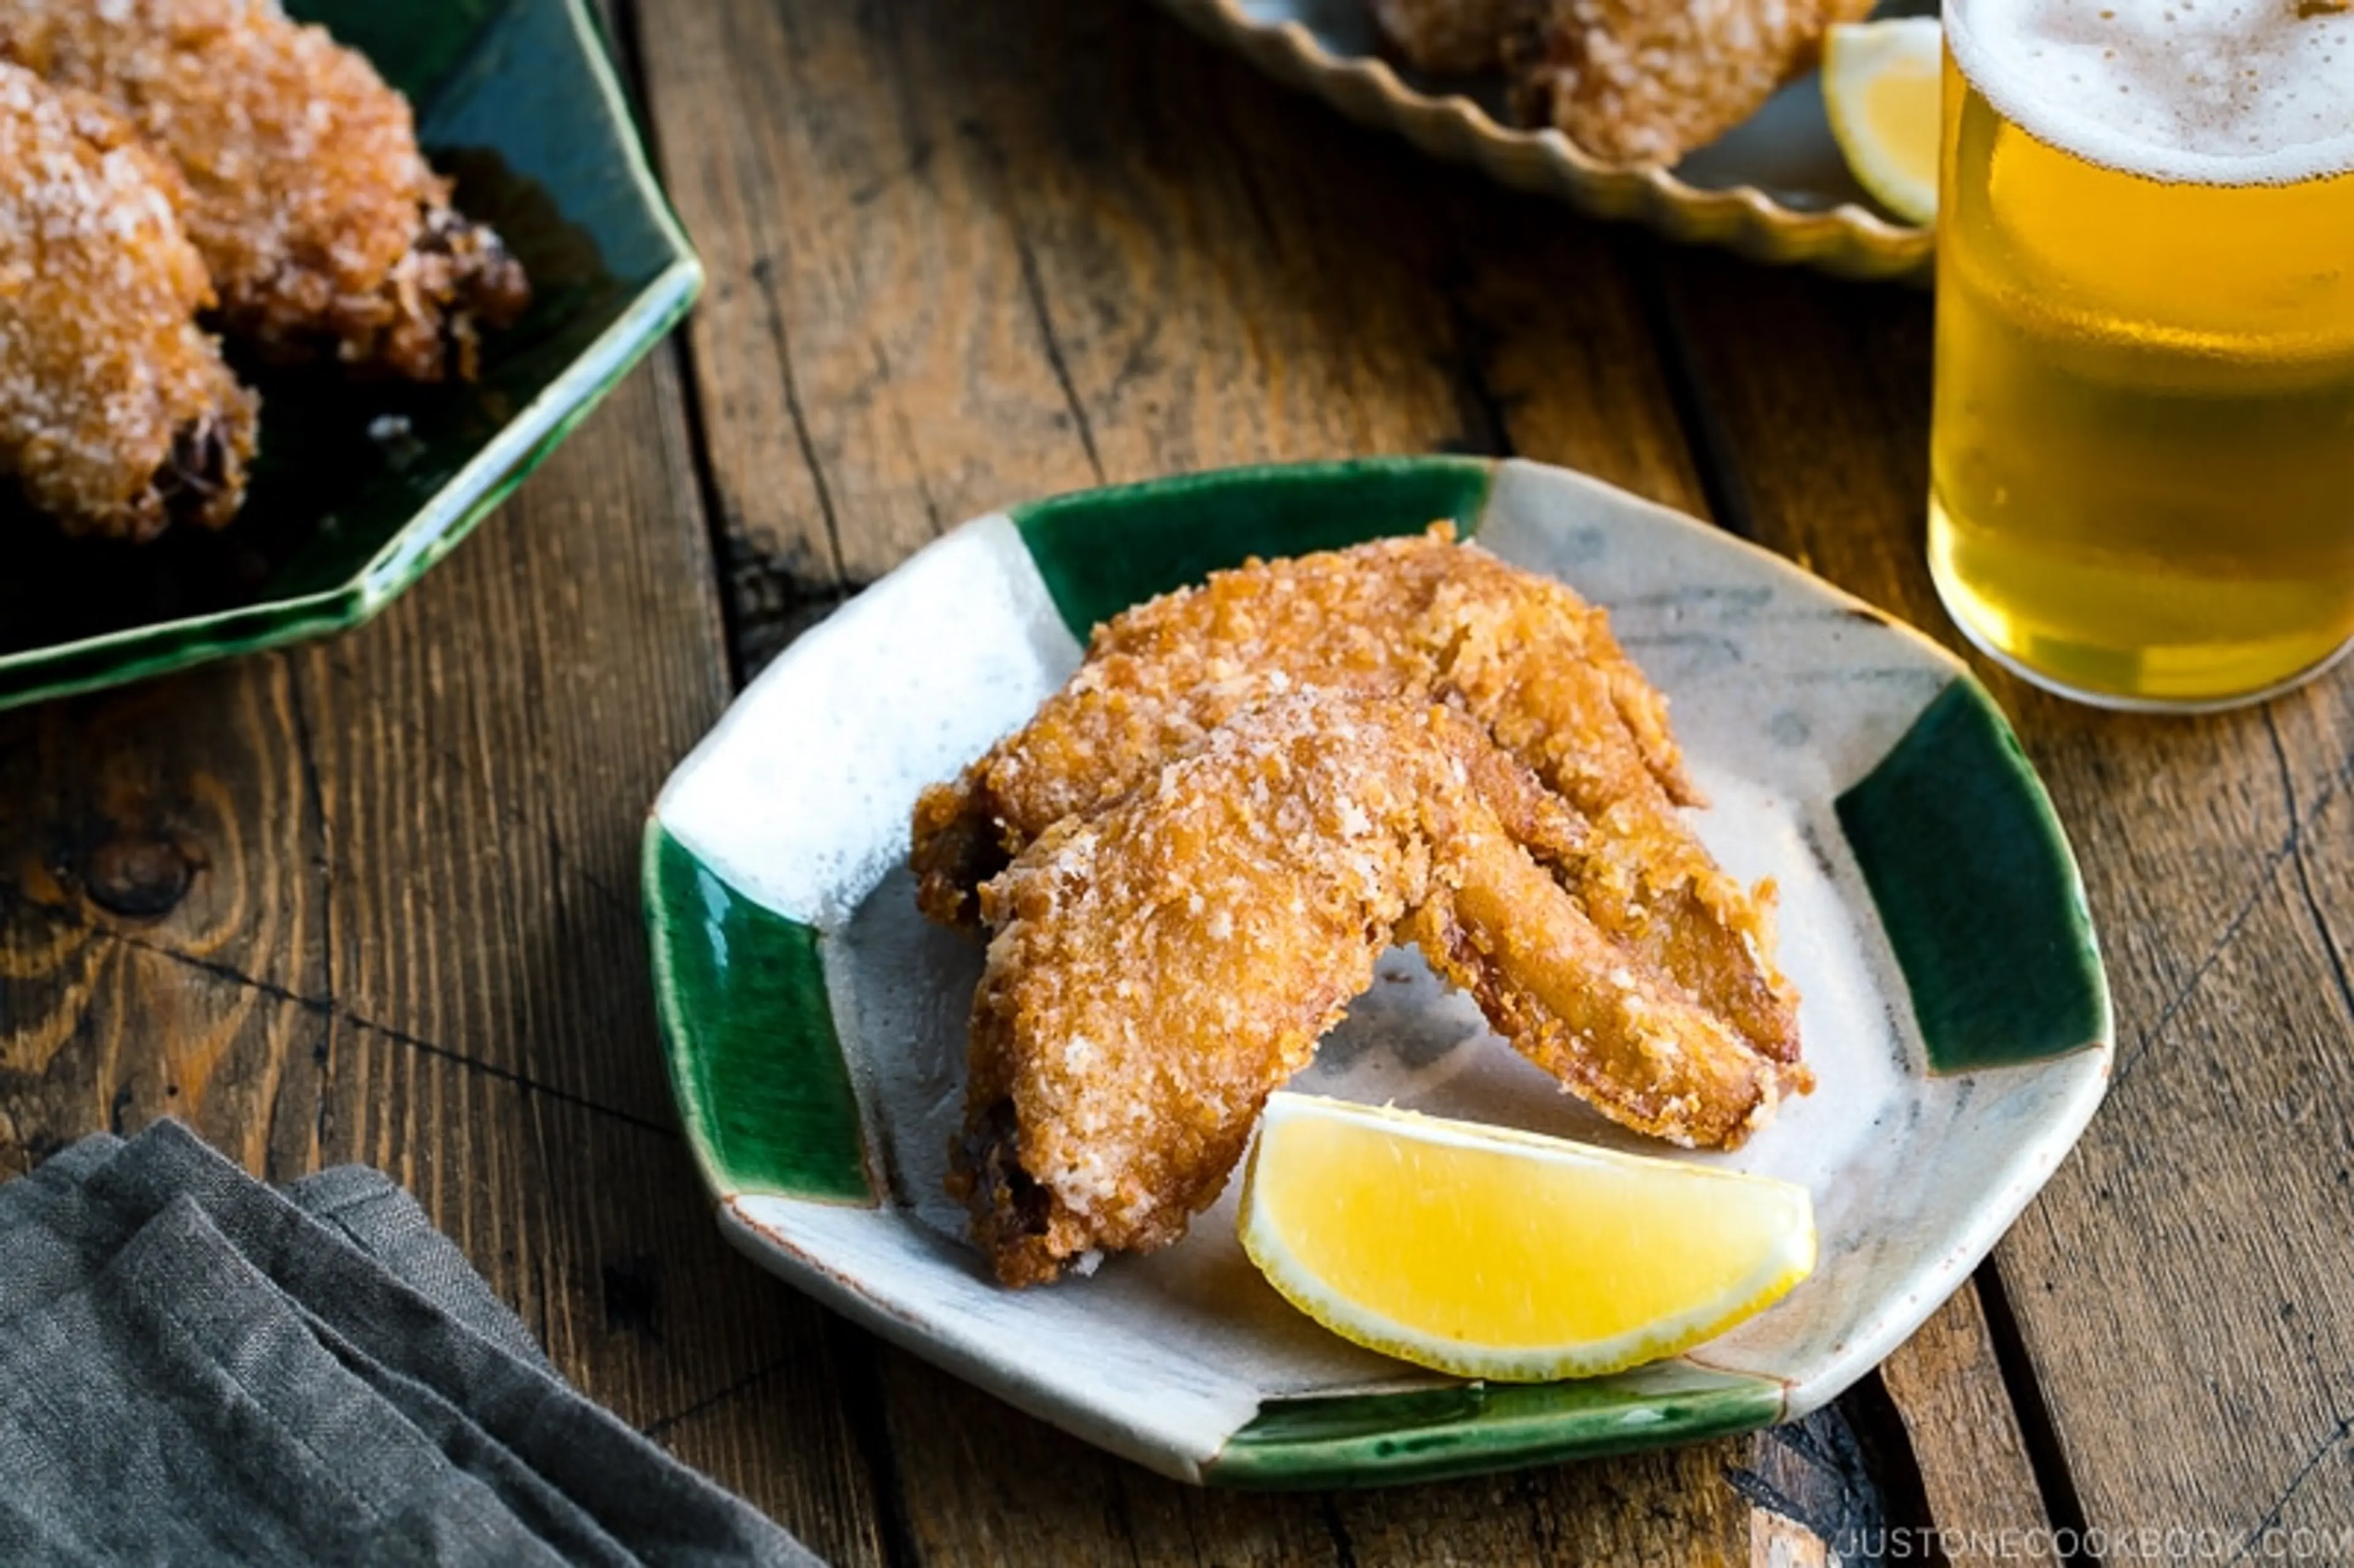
[6,0,2270,1557]
[628,0,1692,673]
[0,661,327,1178]
[0,355,891,1565]
[877,1347,1763,1568]
[319,1012,891,1568]
[1876,1274,2051,1544]
[1652,243,2354,1542]
[627,0,2005,1561]
[1487,238,2056,1553]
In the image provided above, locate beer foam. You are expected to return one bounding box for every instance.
[1946,0,2354,186]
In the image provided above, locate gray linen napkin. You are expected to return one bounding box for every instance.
[0,1121,821,1567]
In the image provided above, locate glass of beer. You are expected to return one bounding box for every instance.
[1930,0,2354,709]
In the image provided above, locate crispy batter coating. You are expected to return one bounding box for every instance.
[0,63,255,541]
[915,528,1686,901]
[953,694,1794,1287]
[1505,0,1878,165]
[1368,0,1518,74]
[0,0,531,382]
[911,528,1801,1067]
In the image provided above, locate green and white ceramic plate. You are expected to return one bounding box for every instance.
[0,0,701,713]
[644,457,2109,1487]
[1152,0,1936,281]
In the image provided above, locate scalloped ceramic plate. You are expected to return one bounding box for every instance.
[1154,0,1935,280]
[0,0,701,712]
[643,457,2108,1487]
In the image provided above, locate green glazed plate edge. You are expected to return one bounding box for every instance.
[1010,455,1495,638]
[643,818,874,1205]
[1835,676,2111,1072]
[1204,1368,1785,1488]
[642,455,2114,1489]
[0,0,703,714]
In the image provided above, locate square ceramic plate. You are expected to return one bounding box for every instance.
[0,0,701,712]
[643,457,2109,1487]
[1152,0,1936,280]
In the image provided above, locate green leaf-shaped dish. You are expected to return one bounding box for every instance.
[0,0,701,711]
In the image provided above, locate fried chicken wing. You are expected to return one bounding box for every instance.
[1504,0,1878,166]
[0,64,256,540]
[912,528,1801,1067]
[1368,0,1518,73]
[953,693,1791,1286]
[0,0,531,381]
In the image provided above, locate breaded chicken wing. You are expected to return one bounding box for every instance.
[1368,0,1518,73]
[0,0,531,381]
[954,693,1792,1286]
[912,528,1800,1067]
[1504,0,1878,165]
[0,64,256,540]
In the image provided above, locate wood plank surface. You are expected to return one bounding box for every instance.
[13,0,2342,1559]
[1651,245,2354,1547]
[1875,1270,2054,1549]
[627,0,2041,1561]
[0,356,889,1568]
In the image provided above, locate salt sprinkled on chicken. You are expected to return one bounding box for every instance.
[0,61,256,540]
[950,690,1801,1287]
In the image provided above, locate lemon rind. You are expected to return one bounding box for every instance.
[1823,18,1945,229]
[1237,1094,1818,1383]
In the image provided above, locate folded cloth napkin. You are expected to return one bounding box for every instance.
[0,1121,821,1567]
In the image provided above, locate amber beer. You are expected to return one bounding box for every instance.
[1930,0,2354,707]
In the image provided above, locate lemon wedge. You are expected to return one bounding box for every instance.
[1236,1094,1816,1382]
[1823,17,1945,226]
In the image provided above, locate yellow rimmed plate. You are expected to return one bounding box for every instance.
[1154,0,1934,281]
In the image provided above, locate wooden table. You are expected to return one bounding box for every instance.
[6,2,2350,1561]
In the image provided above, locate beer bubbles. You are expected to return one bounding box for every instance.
[1944,0,2354,186]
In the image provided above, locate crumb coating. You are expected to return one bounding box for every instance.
[0,62,254,540]
[2,0,531,381]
